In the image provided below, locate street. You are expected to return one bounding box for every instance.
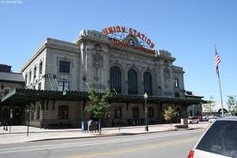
[0,129,204,158]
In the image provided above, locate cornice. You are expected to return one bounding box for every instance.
[21,42,47,72]
[78,37,155,59]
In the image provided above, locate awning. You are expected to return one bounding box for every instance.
[1,89,88,105]
[1,88,205,106]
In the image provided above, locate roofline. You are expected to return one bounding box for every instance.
[1,88,16,102]
[77,36,157,59]
[21,39,47,72]
[21,38,78,72]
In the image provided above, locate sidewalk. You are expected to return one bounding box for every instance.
[0,122,210,145]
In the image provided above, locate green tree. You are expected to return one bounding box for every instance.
[84,84,112,134]
[163,106,177,130]
[226,95,237,115]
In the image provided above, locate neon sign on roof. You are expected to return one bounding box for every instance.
[102,26,155,49]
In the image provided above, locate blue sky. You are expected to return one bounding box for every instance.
[0,0,236,108]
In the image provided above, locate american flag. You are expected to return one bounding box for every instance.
[214,48,221,72]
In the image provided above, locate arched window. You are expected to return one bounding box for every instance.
[110,66,121,93]
[143,72,152,95]
[128,69,138,94]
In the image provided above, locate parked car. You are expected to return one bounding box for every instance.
[188,117,199,124]
[187,116,237,158]
[208,115,220,123]
[200,115,209,122]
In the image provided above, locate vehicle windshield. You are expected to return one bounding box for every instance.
[196,120,237,157]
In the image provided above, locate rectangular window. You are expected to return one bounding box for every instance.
[39,61,43,74]
[25,74,28,85]
[38,82,41,90]
[174,78,179,87]
[132,107,139,118]
[58,81,69,91]
[58,105,69,119]
[33,66,37,78]
[59,61,70,73]
[114,108,122,118]
[29,71,32,82]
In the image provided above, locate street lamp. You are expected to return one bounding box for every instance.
[144,92,148,131]
[9,108,13,133]
[63,90,67,96]
[26,108,30,137]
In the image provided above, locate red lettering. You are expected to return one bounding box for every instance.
[144,36,147,43]
[108,27,114,34]
[139,46,155,54]
[120,26,126,33]
[115,26,120,32]
[147,39,151,45]
[103,26,155,49]
[113,26,117,33]
[150,43,155,48]
[102,29,108,35]
[137,32,141,39]
[141,34,145,39]
[133,29,137,35]
[129,28,133,35]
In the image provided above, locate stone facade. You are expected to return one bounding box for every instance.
[19,29,199,128]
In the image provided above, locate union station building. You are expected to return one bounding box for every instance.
[1,26,204,128]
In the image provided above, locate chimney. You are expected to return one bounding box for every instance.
[0,64,12,73]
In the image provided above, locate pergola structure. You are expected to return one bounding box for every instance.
[1,88,205,128]
[2,88,204,105]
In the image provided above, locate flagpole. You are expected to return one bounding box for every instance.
[217,69,224,117]
[215,45,224,117]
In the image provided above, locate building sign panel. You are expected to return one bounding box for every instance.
[102,26,156,54]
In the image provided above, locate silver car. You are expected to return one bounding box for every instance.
[188,116,237,158]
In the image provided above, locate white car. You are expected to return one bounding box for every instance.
[188,116,237,158]
[188,117,199,124]
[208,116,220,123]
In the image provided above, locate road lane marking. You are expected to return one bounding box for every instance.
[0,130,201,154]
[68,137,198,158]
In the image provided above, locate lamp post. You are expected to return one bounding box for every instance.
[26,108,30,137]
[144,92,148,131]
[9,108,13,133]
[63,90,67,96]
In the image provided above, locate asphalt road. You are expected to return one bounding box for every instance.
[0,129,204,158]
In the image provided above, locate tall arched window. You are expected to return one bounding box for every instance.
[110,66,121,93]
[143,71,152,95]
[128,69,138,94]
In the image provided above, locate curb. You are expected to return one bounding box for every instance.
[28,127,199,143]
[0,123,209,144]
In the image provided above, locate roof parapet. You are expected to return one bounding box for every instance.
[78,30,108,42]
